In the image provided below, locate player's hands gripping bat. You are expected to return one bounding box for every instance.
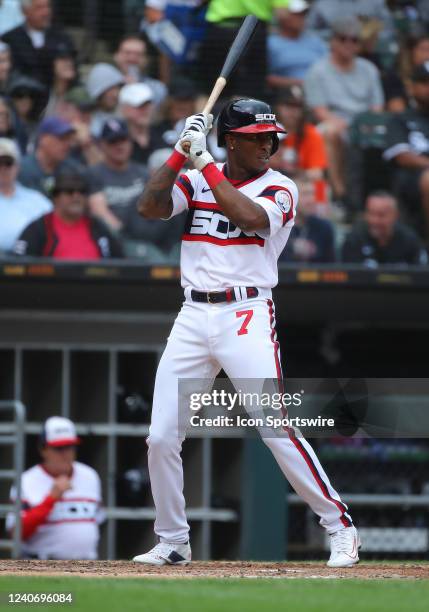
[181,130,214,171]
[175,113,213,156]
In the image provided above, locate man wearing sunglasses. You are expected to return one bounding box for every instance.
[0,137,52,253]
[13,169,123,259]
[6,416,104,559]
[304,17,384,206]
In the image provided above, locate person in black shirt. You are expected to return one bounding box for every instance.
[1,0,76,88]
[342,191,427,266]
[383,62,429,239]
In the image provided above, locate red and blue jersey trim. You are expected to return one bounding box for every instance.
[257,185,295,226]
[175,174,194,206]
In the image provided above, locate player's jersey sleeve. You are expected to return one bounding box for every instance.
[165,169,199,219]
[253,177,298,238]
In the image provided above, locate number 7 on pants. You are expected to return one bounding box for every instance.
[236,310,254,336]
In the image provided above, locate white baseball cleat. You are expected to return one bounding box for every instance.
[133,541,191,566]
[327,526,361,568]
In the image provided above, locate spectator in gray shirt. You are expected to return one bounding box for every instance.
[88,118,182,252]
[304,17,384,204]
[86,63,125,138]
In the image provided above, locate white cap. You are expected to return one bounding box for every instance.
[43,416,80,447]
[119,83,153,107]
[288,0,309,13]
[0,138,20,162]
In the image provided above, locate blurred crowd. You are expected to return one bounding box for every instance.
[1,0,429,266]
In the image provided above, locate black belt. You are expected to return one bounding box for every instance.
[191,287,259,304]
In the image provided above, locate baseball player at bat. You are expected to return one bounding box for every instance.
[133,99,360,567]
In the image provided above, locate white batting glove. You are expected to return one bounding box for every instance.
[181,130,214,172]
[175,113,213,156]
[183,113,213,136]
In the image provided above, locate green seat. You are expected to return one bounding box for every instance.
[349,111,392,150]
[347,111,393,212]
[122,240,170,263]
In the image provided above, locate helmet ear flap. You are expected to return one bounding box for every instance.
[218,132,226,148]
[272,134,280,155]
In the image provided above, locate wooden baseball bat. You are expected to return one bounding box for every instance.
[182,15,259,152]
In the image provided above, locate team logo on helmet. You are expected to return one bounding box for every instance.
[275,190,292,213]
[255,113,276,123]
[217,98,285,155]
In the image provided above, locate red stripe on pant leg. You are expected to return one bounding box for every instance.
[290,435,352,527]
[266,300,351,528]
[267,299,289,424]
[267,299,283,383]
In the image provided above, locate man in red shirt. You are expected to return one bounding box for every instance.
[13,170,123,259]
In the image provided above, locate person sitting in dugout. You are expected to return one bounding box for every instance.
[6,416,104,560]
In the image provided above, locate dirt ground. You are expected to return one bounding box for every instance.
[1,560,428,580]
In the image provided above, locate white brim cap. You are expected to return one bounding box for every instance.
[288,0,310,13]
[43,416,80,447]
[119,83,153,107]
[0,138,20,162]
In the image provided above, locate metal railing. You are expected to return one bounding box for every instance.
[0,401,26,558]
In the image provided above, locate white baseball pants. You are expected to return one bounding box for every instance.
[147,290,353,544]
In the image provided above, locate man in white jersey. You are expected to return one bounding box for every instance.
[6,416,104,559]
[133,99,360,568]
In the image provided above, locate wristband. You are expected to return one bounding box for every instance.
[166,150,187,173]
[202,163,226,189]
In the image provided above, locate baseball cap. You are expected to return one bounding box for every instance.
[275,84,305,106]
[287,0,309,13]
[411,61,429,82]
[119,83,153,107]
[52,170,90,196]
[42,416,80,447]
[8,75,46,98]
[86,63,125,100]
[38,116,75,138]
[64,86,95,111]
[168,77,198,101]
[53,42,76,59]
[101,118,129,142]
[331,17,361,39]
[0,138,20,162]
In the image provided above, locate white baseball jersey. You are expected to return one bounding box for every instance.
[171,164,298,290]
[143,162,353,548]
[7,461,104,559]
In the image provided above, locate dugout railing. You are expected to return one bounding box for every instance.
[0,400,25,558]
